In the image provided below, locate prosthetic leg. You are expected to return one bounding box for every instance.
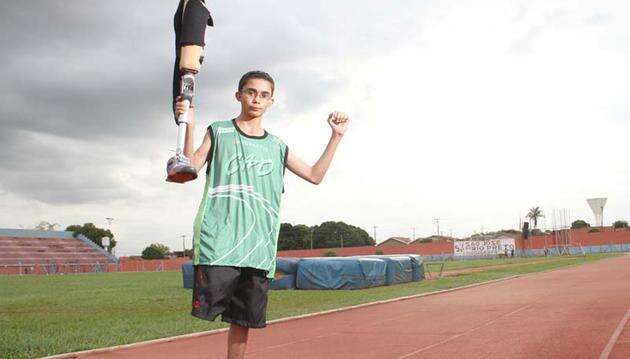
[166,0,213,183]
[166,72,197,183]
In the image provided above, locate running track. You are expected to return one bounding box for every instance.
[73,254,630,359]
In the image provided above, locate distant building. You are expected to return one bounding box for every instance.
[377,237,412,246]
[409,235,454,244]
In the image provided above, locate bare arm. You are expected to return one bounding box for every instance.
[286,111,349,185]
[177,99,212,173]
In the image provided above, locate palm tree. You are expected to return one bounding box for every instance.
[527,207,544,228]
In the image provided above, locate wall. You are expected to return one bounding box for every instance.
[517,230,630,250]
[277,241,453,258]
[106,257,190,272]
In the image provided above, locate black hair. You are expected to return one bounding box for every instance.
[238,70,275,94]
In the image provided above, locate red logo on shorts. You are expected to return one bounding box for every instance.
[193,299,201,309]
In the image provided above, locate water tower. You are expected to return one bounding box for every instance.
[586,198,607,227]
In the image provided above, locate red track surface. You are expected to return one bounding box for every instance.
[78,255,630,359]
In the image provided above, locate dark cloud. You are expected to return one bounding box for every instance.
[0,131,135,204]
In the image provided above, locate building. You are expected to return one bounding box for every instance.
[409,235,454,245]
[377,237,412,247]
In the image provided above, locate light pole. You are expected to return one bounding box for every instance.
[310,228,314,250]
[373,225,377,245]
[182,234,186,256]
[105,217,114,254]
[335,230,343,248]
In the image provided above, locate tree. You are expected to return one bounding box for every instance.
[527,207,545,228]
[613,220,629,229]
[277,223,311,250]
[311,221,375,249]
[571,220,590,229]
[33,221,60,231]
[142,243,170,259]
[277,221,376,250]
[66,223,116,251]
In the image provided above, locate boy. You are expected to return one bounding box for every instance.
[175,70,349,358]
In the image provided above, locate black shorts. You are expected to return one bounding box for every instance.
[191,265,270,328]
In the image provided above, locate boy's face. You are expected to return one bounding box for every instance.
[235,78,274,118]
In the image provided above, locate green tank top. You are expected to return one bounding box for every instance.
[192,119,288,279]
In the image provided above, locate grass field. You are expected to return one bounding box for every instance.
[0,253,620,359]
[437,255,566,271]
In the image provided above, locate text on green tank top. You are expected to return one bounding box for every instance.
[192,119,288,279]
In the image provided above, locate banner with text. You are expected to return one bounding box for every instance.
[454,238,516,257]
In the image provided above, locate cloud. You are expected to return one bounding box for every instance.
[1,0,629,254]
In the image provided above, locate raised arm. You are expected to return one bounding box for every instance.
[286,111,349,185]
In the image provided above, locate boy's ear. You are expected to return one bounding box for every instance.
[235,91,241,101]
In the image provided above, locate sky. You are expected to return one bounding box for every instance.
[0,0,628,255]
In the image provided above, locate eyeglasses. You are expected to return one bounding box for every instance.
[241,88,272,101]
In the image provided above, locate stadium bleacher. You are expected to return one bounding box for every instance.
[0,229,117,275]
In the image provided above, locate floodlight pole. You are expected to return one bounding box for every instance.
[373,225,377,244]
[310,228,314,250]
[105,217,114,254]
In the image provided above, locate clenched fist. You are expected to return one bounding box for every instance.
[327,111,349,136]
[174,95,195,124]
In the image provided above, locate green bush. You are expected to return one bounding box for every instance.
[588,228,600,233]
[323,250,337,257]
[141,243,170,259]
[613,220,628,229]
[374,249,384,255]
[66,222,116,250]
[571,220,590,229]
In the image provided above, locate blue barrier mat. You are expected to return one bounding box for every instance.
[296,257,387,290]
[182,261,193,289]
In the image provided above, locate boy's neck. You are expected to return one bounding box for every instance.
[235,114,265,136]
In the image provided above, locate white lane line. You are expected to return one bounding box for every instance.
[248,334,334,354]
[600,309,630,359]
[396,303,535,359]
